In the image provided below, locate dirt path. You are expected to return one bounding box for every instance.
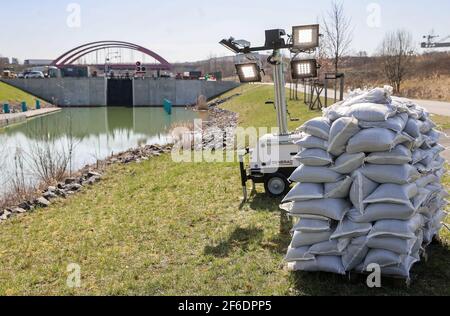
[413,99,450,117]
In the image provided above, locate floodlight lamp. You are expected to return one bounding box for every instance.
[234,39,251,49]
[220,38,241,54]
[292,24,319,50]
[235,63,262,83]
[291,59,318,79]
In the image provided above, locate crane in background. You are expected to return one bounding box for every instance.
[421,33,450,48]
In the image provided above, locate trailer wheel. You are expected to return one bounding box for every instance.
[264,173,290,198]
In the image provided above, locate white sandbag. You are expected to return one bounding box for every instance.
[366,236,417,255]
[350,171,379,213]
[285,247,315,262]
[426,129,442,144]
[308,240,345,256]
[391,96,417,112]
[299,117,331,140]
[347,128,411,154]
[342,236,369,271]
[363,183,418,206]
[291,230,333,248]
[420,145,446,167]
[412,135,425,150]
[404,118,422,138]
[290,256,346,275]
[346,103,397,122]
[331,153,366,174]
[412,148,428,164]
[290,166,344,183]
[363,249,403,268]
[328,117,361,156]
[282,183,324,203]
[415,157,445,174]
[425,182,443,195]
[381,256,419,279]
[296,135,329,151]
[348,203,417,223]
[415,188,432,209]
[342,87,393,108]
[280,204,332,221]
[292,218,332,233]
[324,177,353,199]
[435,167,446,180]
[324,102,350,122]
[407,107,426,121]
[420,137,436,149]
[420,119,437,134]
[368,214,425,240]
[289,199,351,221]
[411,230,424,259]
[331,218,372,240]
[432,210,446,232]
[365,145,412,165]
[359,113,409,132]
[358,164,420,185]
[295,149,333,167]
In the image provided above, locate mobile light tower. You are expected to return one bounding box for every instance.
[421,34,450,48]
[220,25,320,199]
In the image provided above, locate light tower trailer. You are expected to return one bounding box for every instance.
[239,133,303,199]
[220,26,321,200]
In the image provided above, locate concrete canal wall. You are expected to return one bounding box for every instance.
[132,79,239,106]
[0,113,26,128]
[0,108,62,128]
[1,78,239,107]
[1,78,106,107]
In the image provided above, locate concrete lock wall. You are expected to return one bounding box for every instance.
[1,78,107,106]
[1,78,239,107]
[133,79,239,106]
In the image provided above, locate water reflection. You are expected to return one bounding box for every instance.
[0,107,199,193]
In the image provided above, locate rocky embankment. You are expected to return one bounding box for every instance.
[200,107,238,150]
[0,170,102,221]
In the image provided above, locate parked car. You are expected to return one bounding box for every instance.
[24,71,44,79]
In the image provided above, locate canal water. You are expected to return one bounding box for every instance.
[0,107,199,195]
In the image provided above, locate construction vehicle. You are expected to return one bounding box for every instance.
[2,70,17,79]
[421,33,450,48]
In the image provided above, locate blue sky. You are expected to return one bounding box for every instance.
[1,0,449,62]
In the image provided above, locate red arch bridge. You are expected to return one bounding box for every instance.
[51,40,172,71]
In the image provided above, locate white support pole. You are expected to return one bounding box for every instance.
[272,49,289,135]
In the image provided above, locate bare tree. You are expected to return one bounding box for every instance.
[322,1,353,74]
[378,29,415,94]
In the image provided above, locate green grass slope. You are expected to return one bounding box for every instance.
[0,81,42,106]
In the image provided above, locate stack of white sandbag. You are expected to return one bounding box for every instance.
[282,86,448,280]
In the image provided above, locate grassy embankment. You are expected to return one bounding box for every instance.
[0,84,448,296]
[0,81,44,109]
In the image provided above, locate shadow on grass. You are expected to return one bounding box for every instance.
[248,193,282,213]
[246,192,293,255]
[262,212,293,255]
[204,227,264,258]
[291,241,450,296]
